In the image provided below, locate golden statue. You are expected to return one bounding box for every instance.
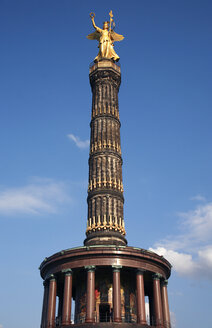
[87,11,124,62]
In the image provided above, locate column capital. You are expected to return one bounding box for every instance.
[112,265,122,272]
[153,273,162,280]
[84,265,96,272]
[137,269,145,275]
[47,274,56,281]
[161,279,168,287]
[62,268,73,276]
[43,279,48,287]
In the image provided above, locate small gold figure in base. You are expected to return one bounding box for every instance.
[87,11,124,62]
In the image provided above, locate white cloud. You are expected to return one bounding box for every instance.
[170,311,176,328]
[150,201,212,280]
[150,247,198,277]
[198,246,212,268]
[156,202,212,252]
[190,194,206,202]
[67,134,89,149]
[0,178,70,216]
[180,202,212,243]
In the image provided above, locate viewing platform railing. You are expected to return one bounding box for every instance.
[89,59,121,69]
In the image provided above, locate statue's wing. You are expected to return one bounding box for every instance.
[87,31,101,41]
[110,30,124,42]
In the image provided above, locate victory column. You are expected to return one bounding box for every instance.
[39,11,172,328]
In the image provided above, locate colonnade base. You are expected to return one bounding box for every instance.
[40,246,171,328]
[60,324,150,328]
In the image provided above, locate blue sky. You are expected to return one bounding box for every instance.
[0,1,212,327]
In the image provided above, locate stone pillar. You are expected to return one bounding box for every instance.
[112,265,122,323]
[41,280,49,328]
[47,275,57,328]
[161,280,171,328]
[62,269,73,326]
[153,273,163,327]
[136,270,147,325]
[84,61,127,248]
[85,266,96,323]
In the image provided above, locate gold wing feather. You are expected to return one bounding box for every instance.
[87,31,101,41]
[110,30,124,42]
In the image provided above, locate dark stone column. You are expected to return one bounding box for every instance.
[153,273,163,327]
[47,275,57,328]
[136,270,147,325]
[41,280,49,328]
[161,280,171,328]
[84,62,127,248]
[85,266,96,323]
[62,269,73,326]
[112,265,122,323]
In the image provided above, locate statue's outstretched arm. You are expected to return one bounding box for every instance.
[90,13,102,33]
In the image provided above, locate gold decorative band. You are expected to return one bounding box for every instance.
[90,140,121,155]
[86,215,126,235]
[92,106,120,119]
[88,177,123,192]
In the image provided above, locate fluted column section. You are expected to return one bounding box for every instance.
[153,273,163,327]
[85,60,127,247]
[47,275,57,328]
[62,269,73,326]
[161,280,171,328]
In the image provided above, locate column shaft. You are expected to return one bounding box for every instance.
[85,63,127,247]
[161,281,171,328]
[41,281,49,328]
[85,268,95,323]
[62,272,73,325]
[153,276,163,327]
[113,268,122,323]
[136,271,147,324]
[47,277,57,328]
